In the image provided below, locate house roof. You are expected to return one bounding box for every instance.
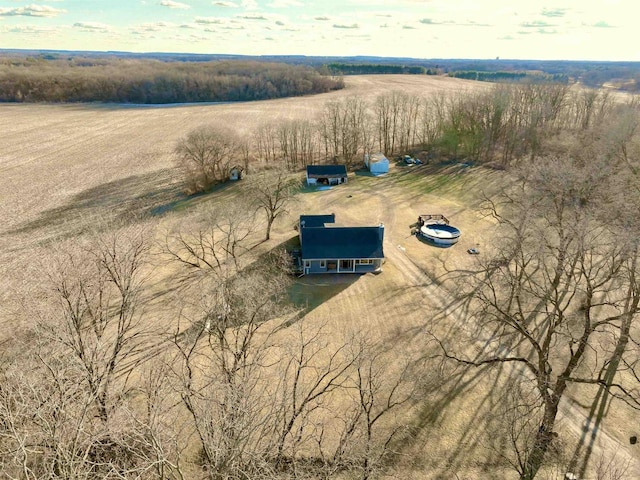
[306,165,347,177]
[369,153,389,163]
[301,225,384,260]
[300,214,335,229]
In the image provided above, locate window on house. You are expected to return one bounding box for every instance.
[320,260,326,268]
[304,260,311,268]
[357,259,373,265]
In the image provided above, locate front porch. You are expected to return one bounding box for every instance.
[302,258,382,275]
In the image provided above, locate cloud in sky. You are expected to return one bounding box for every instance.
[592,21,614,28]
[419,18,444,25]
[237,14,268,20]
[0,4,66,18]
[194,16,224,24]
[457,20,491,27]
[213,1,239,6]
[541,8,568,18]
[73,22,112,33]
[333,23,359,29]
[420,18,489,27]
[315,16,330,20]
[5,24,61,34]
[517,27,558,35]
[160,1,191,9]
[520,20,556,28]
[132,21,175,32]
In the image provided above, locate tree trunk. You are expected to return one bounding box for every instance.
[521,399,559,480]
[265,215,274,241]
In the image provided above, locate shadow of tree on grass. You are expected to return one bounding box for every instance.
[10,168,181,239]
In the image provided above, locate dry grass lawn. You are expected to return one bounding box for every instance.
[1,74,638,479]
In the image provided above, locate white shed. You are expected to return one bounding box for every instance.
[364,152,389,175]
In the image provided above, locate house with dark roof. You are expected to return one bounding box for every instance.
[298,214,384,275]
[306,165,348,186]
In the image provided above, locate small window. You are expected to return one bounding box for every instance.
[320,260,326,268]
[358,259,373,265]
[304,260,311,268]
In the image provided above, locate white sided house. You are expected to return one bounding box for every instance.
[306,165,348,186]
[364,152,389,175]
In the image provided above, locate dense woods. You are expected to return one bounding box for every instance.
[0,57,344,103]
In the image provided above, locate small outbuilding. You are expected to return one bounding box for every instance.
[364,152,389,175]
[306,165,348,186]
[229,166,244,181]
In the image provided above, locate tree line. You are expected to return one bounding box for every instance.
[0,57,344,103]
[448,70,568,84]
[175,82,638,194]
[326,63,433,75]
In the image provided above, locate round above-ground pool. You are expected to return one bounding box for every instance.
[419,223,461,246]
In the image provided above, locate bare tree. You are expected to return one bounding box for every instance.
[374,91,405,156]
[174,126,241,194]
[278,119,318,169]
[164,201,258,278]
[169,253,293,479]
[247,168,299,241]
[42,228,151,424]
[270,322,357,470]
[0,228,170,479]
[254,123,280,165]
[164,203,289,478]
[318,96,371,166]
[439,154,640,480]
[334,341,417,480]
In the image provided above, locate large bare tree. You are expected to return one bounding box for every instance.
[174,125,241,194]
[247,168,299,241]
[0,228,170,478]
[440,154,640,480]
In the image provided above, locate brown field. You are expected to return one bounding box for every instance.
[1,74,638,479]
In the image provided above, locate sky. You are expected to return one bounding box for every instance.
[0,0,638,61]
